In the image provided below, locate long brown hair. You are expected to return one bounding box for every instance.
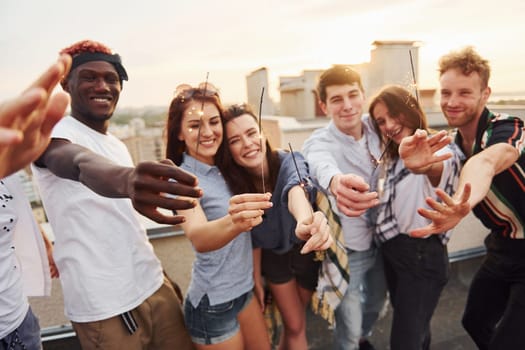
[216,103,281,195]
[368,85,429,160]
[165,86,224,165]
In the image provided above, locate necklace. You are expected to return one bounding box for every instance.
[363,133,380,168]
[364,133,386,198]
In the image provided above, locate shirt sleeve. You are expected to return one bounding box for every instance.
[302,128,341,191]
[484,115,524,155]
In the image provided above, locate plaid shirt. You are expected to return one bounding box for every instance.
[374,142,463,245]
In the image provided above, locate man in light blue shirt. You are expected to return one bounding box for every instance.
[303,65,387,350]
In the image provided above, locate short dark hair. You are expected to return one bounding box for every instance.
[317,65,364,103]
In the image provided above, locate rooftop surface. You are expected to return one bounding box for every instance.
[42,255,482,350]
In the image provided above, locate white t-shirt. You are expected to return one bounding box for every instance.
[32,116,163,322]
[0,175,30,338]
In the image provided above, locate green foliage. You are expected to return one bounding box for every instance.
[111,107,168,126]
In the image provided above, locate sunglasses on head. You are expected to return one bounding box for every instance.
[227,103,251,116]
[174,82,219,101]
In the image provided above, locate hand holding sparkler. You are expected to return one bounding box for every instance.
[228,192,272,233]
[288,143,333,253]
[127,159,202,225]
[329,173,379,217]
[297,210,333,254]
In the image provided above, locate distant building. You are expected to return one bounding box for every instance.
[109,118,165,164]
[365,40,421,98]
[249,40,422,121]
[279,70,324,120]
[121,127,165,164]
[246,67,275,115]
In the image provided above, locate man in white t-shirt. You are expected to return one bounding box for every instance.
[32,40,201,350]
[1,54,70,350]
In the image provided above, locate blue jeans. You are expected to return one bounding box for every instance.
[184,291,252,345]
[0,307,41,350]
[333,246,387,350]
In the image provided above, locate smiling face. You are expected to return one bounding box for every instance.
[178,100,223,165]
[225,113,267,175]
[63,61,121,133]
[371,101,411,145]
[320,83,365,139]
[439,68,490,131]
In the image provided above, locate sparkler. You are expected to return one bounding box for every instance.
[258,87,266,193]
[409,50,423,130]
[194,72,210,170]
[288,142,314,216]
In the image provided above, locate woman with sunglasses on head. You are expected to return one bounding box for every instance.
[216,103,333,350]
[368,85,462,350]
[165,84,272,350]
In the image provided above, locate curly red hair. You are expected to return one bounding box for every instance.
[60,40,113,57]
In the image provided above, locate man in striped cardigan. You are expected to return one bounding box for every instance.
[405,46,525,350]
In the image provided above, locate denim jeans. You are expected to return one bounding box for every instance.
[0,307,41,350]
[333,246,387,350]
[184,291,252,345]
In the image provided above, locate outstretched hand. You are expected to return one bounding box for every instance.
[228,192,273,232]
[297,210,333,254]
[127,159,202,225]
[0,54,71,178]
[409,183,472,237]
[330,174,378,217]
[399,129,453,172]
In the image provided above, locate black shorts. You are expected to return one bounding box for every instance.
[261,244,321,291]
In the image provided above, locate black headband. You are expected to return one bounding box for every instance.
[70,52,128,82]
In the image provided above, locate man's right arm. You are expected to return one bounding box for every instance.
[35,139,202,224]
[303,131,378,217]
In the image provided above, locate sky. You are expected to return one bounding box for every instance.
[2,0,525,109]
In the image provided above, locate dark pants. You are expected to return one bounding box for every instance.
[382,234,448,350]
[462,233,525,350]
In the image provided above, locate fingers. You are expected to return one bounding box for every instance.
[409,225,435,238]
[134,190,197,211]
[134,206,189,225]
[137,160,200,187]
[339,174,369,192]
[301,223,333,254]
[230,192,272,204]
[430,152,453,163]
[131,175,202,200]
[27,54,72,95]
[229,193,272,214]
[300,211,333,253]
[428,133,452,153]
[40,92,70,135]
[337,204,367,217]
[434,188,461,209]
[335,188,379,215]
[0,127,22,145]
[228,193,271,231]
[0,88,46,128]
